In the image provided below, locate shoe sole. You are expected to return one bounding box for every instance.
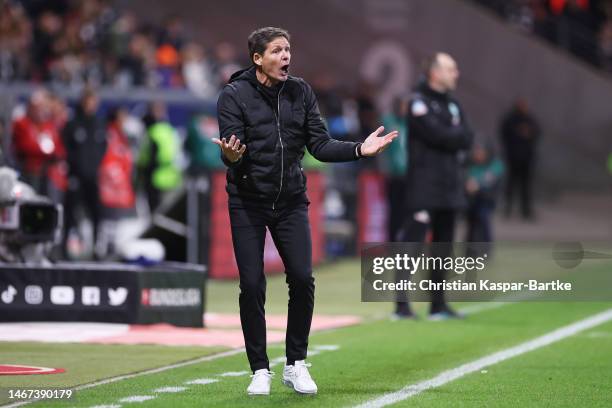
[282,378,317,394]
[247,391,270,396]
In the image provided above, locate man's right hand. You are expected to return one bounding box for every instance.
[212,135,246,163]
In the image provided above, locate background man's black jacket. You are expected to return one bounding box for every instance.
[62,106,107,183]
[217,66,360,208]
[404,82,474,210]
[500,108,540,165]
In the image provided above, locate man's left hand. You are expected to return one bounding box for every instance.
[360,126,398,157]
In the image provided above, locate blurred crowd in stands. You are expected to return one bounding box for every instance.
[3,0,612,85]
[0,0,547,263]
[473,0,612,70]
[0,0,243,95]
[2,86,174,259]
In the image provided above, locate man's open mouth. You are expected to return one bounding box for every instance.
[280,64,290,75]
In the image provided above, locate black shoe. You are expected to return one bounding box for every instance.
[391,310,418,321]
[428,305,464,321]
[392,303,417,320]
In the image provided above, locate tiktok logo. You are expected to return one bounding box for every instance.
[1,285,17,304]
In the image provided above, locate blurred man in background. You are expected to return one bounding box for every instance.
[137,102,183,213]
[396,52,473,320]
[0,119,10,167]
[382,96,409,242]
[465,141,504,257]
[11,89,67,202]
[62,88,107,259]
[98,107,135,258]
[499,98,540,221]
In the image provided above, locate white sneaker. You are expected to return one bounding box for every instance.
[247,369,273,395]
[282,360,318,394]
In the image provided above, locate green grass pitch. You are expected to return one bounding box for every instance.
[1,259,610,407]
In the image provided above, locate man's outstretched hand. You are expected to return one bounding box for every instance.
[212,135,246,163]
[360,126,398,157]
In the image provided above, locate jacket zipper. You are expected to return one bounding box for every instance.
[272,81,286,210]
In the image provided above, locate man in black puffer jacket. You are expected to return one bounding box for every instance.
[395,53,473,321]
[215,27,397,396]
[218,55,367,208]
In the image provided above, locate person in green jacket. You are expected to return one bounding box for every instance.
[138,102,183,212]
[381,96,409,241]
[185,113,224,174]
[465,142,504,245]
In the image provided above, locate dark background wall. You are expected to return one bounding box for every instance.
[121,0,612,193]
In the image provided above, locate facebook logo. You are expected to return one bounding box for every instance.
[82,287,101,306]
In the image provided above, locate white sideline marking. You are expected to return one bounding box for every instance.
[90,405,121,408]
[1,348,244,408]
[353,308,612,408]
[74,348,243,389]
[153,386,187,393]
[269,356,287,367]
[185,378,219,385]
[0,302,500,408]
[218,371,249,377]
[119,395,155,403]
[264,344,341,368]
[312,344,340,351]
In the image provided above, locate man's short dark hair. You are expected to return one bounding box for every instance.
[421,52,442,77]
[248,27,290,62]
[80,86,97,104]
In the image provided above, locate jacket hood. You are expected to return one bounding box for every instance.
[228,65,259,86]
[416,79,449,100]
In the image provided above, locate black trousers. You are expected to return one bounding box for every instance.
[505,160,533,219]
[466,199,494,243]
[386,176,405,242]
[229,201,314,372]
[396,209,456,313]
[62,177,101,259]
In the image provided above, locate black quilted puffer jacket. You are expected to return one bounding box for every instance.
[217,66,361,209]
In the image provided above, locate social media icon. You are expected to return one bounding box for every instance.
[108,287,128,306]
[25,285,43,305]
[1,285,17,304]
[50,286,75,305]
[82,286,100,306]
